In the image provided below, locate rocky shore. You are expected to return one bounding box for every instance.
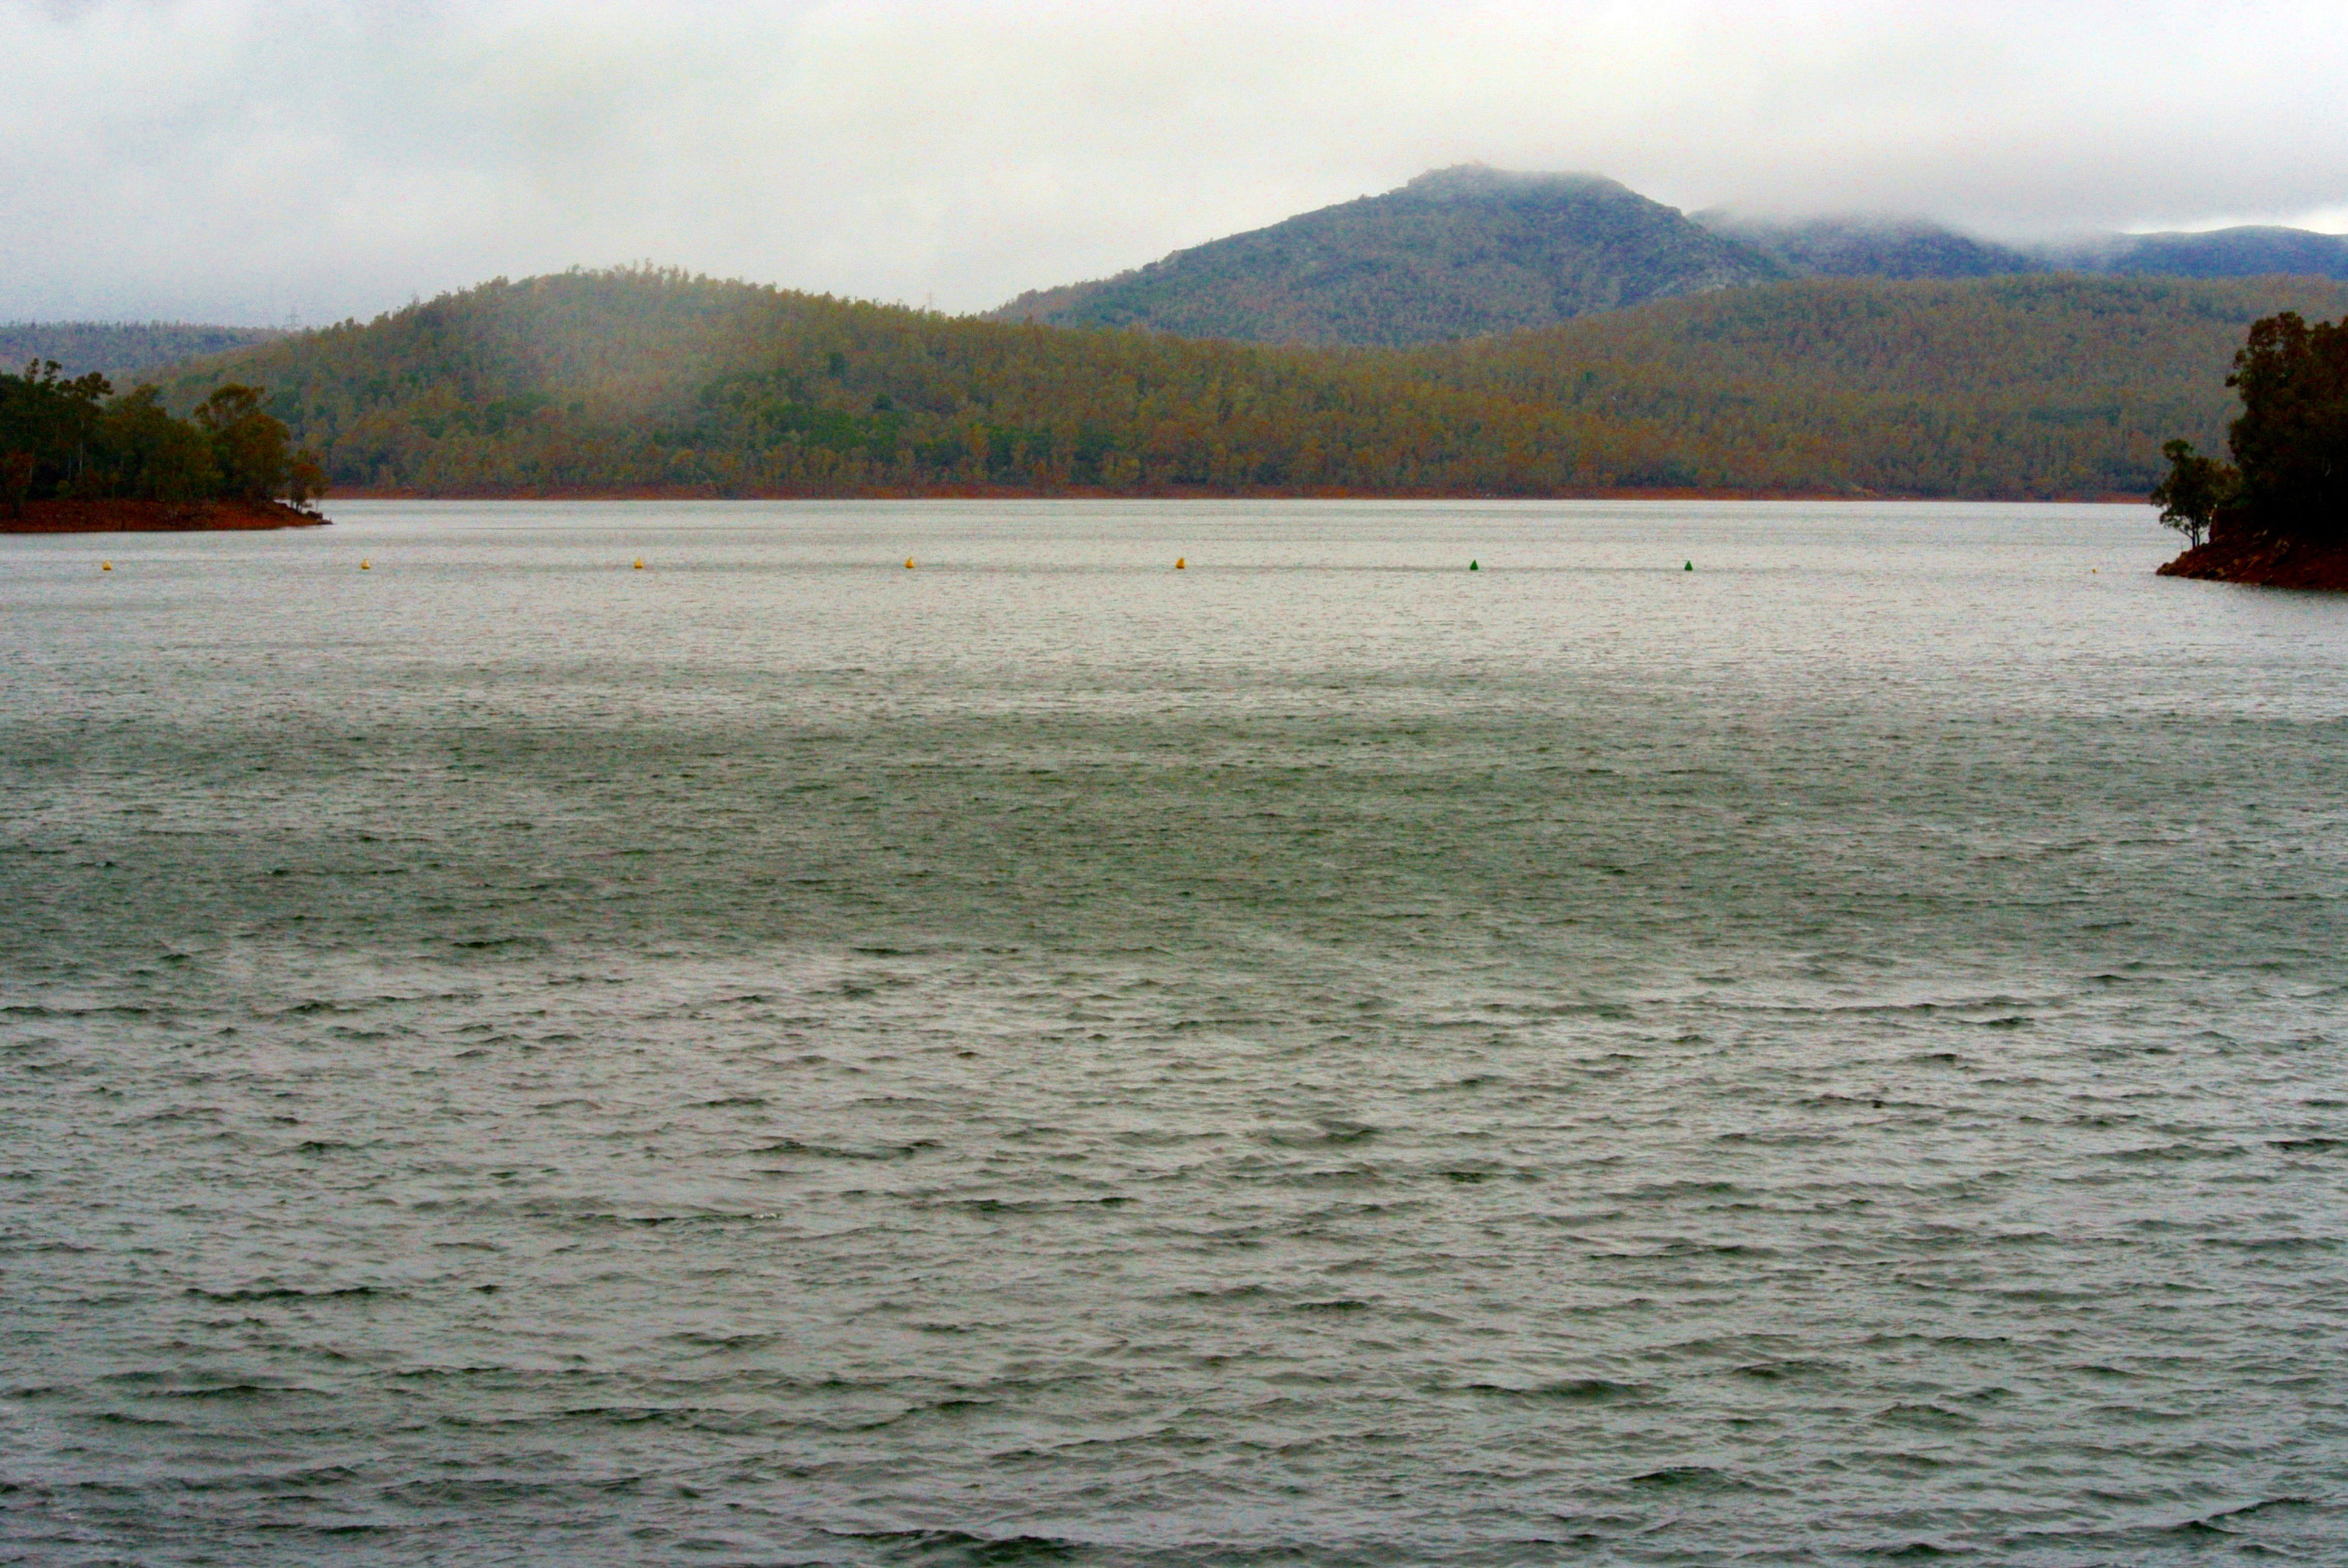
[2,498,327,533]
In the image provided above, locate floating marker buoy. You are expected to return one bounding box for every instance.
[1469,559,1479,571]
[1684,560,1693,571]
[1175,557,1186,570]
[360,559,371,570]
[633,557,644,570]
[905,557,916,570]
[100,561,112,571]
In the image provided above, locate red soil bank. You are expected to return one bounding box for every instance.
[2159,531,2348,592]
[2,499,329,534]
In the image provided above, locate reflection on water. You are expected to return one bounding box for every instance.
[3,499,2345,1565]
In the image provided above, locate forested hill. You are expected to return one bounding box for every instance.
[987,167,1785,346]
[156,265,2348,500]
[1405,274,2348,497]
[1,321,285,384]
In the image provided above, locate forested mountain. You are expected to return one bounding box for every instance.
[2041,227,2348,281]
[988,168,2348,346]
[153,266,2348,500]
[986,166,1784,346]
[1693,213,2043,281]
[0,322,285,384]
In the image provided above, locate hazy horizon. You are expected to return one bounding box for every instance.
[4,1,2346,327]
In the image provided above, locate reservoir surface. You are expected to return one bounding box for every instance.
[4,499,2344,1564]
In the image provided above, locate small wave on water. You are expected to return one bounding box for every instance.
[3,499,2346,1564]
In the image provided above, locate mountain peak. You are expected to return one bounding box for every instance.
[1401,165,1630,199]
[988,168,1776,346]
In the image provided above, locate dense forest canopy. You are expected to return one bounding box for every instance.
[151,265,2348,501]
[0,361,323,516]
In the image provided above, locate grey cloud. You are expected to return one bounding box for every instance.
[1,0,2344,324]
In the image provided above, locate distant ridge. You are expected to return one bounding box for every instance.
[1691,212,2043,281]
[2039,225,2348,281]
[1704,213,2348,284]
[0,321,285,385]
[992,169,2348,346]
[986,166,1784,346]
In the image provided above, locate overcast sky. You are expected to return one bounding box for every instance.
[4,0,2346,325]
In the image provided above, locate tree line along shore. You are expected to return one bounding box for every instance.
[7,265,2344,590]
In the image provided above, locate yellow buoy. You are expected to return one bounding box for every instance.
[100,561,112,572]
[1175,557,1186,569]
[905,557,916,570]
[633,557,644,570]
[360,559,370,570]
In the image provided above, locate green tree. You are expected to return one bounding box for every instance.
[95,386,220,503]
[286,447,328,509]
[2224,311,2348,540]
[1,359,112,510]
[2148,438,2235,547]
[193,383,291,501]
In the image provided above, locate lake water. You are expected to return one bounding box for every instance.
[4,499,2346,1566]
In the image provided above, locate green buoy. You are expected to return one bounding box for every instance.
[1469,559,1479,571]
[1684,560,1694,571]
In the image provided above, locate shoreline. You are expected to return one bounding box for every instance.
[323,483,2155,505]
[2158,532,2348,591]
[2,498,330,534]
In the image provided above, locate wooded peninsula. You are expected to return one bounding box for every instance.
[1,361,325,532]
[2153,310,2348,589]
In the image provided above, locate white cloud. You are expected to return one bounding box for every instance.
[2,0,2344,322]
